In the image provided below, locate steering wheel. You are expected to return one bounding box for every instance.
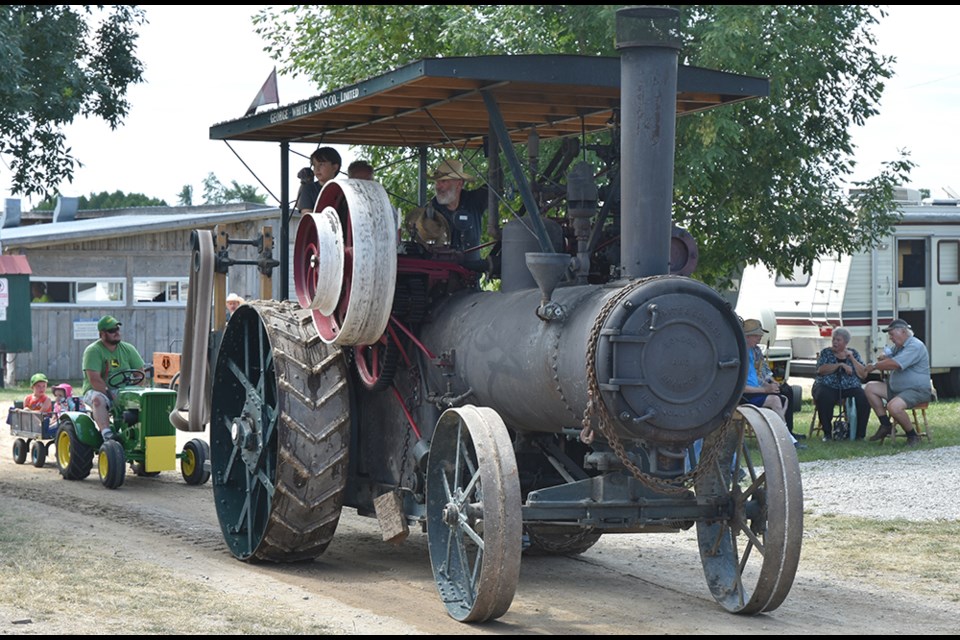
[107,368,145,388]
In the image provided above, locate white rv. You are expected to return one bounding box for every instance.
[737,189,960,398]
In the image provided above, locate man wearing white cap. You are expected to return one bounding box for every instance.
[864,318,931,446]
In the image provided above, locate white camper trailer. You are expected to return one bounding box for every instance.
[738,189,960,398]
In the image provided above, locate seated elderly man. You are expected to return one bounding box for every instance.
[740,318,804,448]
[864,319,931,447]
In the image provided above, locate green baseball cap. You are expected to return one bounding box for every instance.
[30,372,48,386]
[97,316,121,331]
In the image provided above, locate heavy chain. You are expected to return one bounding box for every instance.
[581,278,732,496]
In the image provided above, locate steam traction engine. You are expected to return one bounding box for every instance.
[182,7,802,623]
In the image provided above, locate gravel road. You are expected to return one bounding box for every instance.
[800,445,960,521]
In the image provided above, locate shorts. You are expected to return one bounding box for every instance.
[890,386,931,409]
[741,393,785,409]
[81,389,112,410]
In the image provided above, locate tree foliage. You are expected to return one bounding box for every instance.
[255,5,912,286]
[0,5,146,199]
[201,172,266,205]
[34,190,167,210]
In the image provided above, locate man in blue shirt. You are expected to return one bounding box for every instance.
[864,318,931,446]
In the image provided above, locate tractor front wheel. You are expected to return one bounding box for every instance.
[181,438,211,485]
[98,440,127,489]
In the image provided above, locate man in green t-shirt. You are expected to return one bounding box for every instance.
[81,315,145,441]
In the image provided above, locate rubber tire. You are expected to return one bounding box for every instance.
[98,440,127,490]
[181,438,211,485]
[12,438,28,465]
[30,439,47,467]
[523,526,602,556]
[56,419,94,481]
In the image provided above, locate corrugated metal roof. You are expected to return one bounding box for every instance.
[0,255,31,274]
[0,206,280,250]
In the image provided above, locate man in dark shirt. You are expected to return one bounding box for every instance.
[426,158,488,263]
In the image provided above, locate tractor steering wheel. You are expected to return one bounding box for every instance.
[107,368,145,389]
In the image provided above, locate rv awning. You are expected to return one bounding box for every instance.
[209,55,769,148]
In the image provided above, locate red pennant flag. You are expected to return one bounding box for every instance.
[245,67,279,116]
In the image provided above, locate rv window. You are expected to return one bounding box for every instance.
[898,239,926,288]
[939,240,959,284]
[774,263,810,287]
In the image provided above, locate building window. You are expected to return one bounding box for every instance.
[939,240,959,285]
[30,278,125,306]
[133,278,189,305]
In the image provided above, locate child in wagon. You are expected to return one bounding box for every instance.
[23,373,53,413]
[51,382,81,415]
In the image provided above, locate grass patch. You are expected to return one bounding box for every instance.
[802,514,960,602]
[793,396,960,462]
[0,507,336,634]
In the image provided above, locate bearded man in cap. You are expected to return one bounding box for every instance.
[863,319,931,446]
[410,158,489,264]
[81,315,145,441]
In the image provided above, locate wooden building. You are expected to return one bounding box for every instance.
[0,203,287,383]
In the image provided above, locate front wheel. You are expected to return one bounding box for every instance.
[98,440,127,489]
[181,438,211,485]
[425,405,522,623]
[695,405,803,614]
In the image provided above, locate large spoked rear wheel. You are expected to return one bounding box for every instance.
[695,405,803,614]
[56,417,94,480]
[210,300,351,562]
[426,405,522,623]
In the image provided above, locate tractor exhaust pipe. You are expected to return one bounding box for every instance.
[616,5,681,279]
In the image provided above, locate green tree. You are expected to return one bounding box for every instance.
[201,172,267,205]
[177,184,193,206]
[0,6,146,199]
[255,5,911,286]
[34,190,167,210]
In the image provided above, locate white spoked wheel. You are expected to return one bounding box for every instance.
[293,208,344,315]
[694,405,803,614]
[295,178,397,346]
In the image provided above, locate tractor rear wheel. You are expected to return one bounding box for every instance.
[56,417,94,480]
[210,300,351,562]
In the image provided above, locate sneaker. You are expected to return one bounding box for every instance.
[822,436,832,443]
[794,442,808,451]
[101,428,115,442]
[792,433,807,440]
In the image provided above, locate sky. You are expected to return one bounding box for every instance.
[2,4,959,210]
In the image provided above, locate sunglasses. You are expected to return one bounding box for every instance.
[105,328,120,334]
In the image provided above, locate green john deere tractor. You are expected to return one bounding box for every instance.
[55,368,210,490]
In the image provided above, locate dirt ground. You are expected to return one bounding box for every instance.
[2,403,959,635]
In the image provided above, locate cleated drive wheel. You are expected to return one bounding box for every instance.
[694,404,803,614]
[98,439,127,490]
[30,439,47,468]
[181,438,211,485]
[425,405,522,623]
[12,438,28,465]
[294,178,397,347]
[523,525,602,556]
[210,300,352,562]
[56,417,94,480]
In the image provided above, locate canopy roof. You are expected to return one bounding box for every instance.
[210,55,769,149]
